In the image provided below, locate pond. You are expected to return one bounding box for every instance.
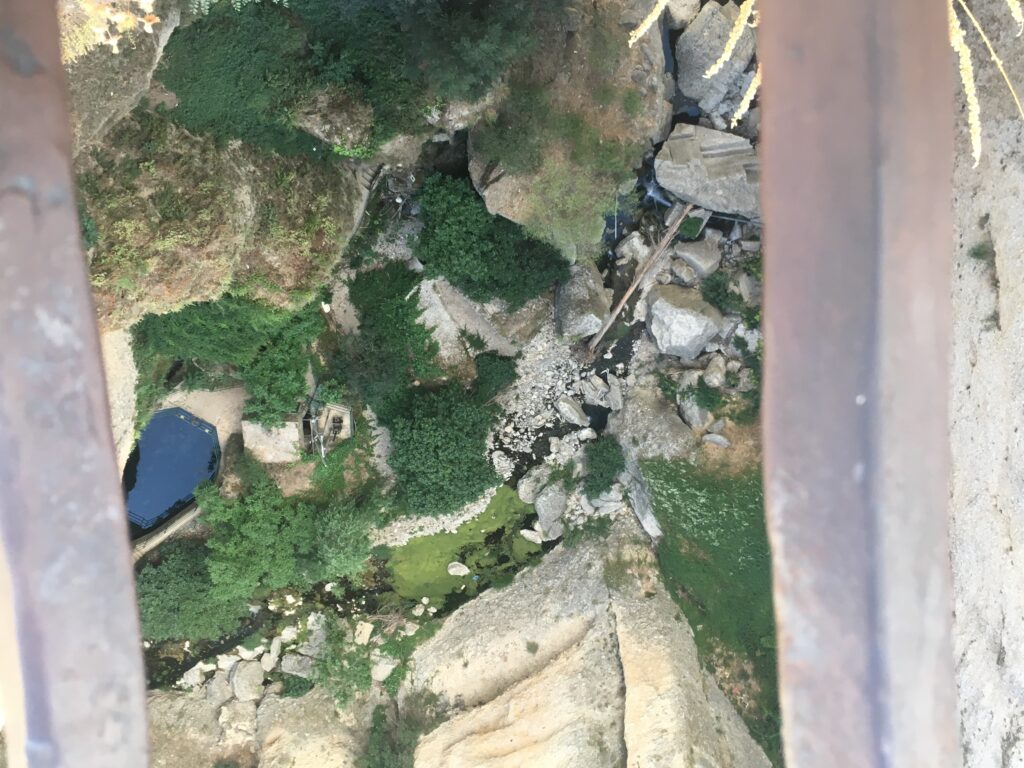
[123,407,220,537]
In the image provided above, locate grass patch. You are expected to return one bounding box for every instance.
[385,486,541,608]
[642,460,780,764]
[700,270,744,315]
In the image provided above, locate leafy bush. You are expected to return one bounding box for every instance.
[360,693,442,768]
[135,539,249,643]
[701,271,744,314]
[334,263,441,422]
[134,296,323,425]
[642,461,780,764]
[688,378,725,412]
[473,353,518,403]
[416,175,569,308]
[158,3,324,155]
[313,619,373,707]
[198,462,318,602]
[388,385,500,517]
[318,494,376,583]
[582,435,625,499]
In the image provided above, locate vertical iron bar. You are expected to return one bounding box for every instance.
[0,1,149,766]
[760,0,960,765]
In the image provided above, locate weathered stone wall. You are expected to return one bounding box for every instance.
[949,0,1024,764]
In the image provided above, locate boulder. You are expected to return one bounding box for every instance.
[281,654,315,680]
[673,238,722,279]
[615,231,651,264]
[147,691,223,768]
[739,271,763,306]
[371,656,400,683]
[606,374,624,411]
[256,690,367,768]
[516,464,553,505]
[654,124,760,219]
[670,259,699,286]
[354,621,375,646]
[230,661,265,703]
[675,0,756,112]
[703,353,728,388]
[646,286,724,361]
[555,396,590,427]
[534,483,569,541]
[703,433,731,448]
[608,384,697,462]
[447,562,471,577]
[218,699,258,748]
[679,395,714,431]
[666,0,701,29]
[205,671,234,710]
[241,420,302,464]
[261,636,283,673]
[555,262,611,339]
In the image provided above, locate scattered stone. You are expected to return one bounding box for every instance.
[179,662,214,690]
[412,603,426,617]
[726,359,743,374]
[654,124,760,219]
[708,419,727,434]
[555,262,611,339]
[295,612,328,658]
[646,286,724,361]
[703,354,728,388]
[281,653,315,680]
[675,0,756,112]
[261,637,283,673]
[230,661,265,703]
[576,428,598,442]
[279,626,299,644]
[703,433,731,448]
[520,529,544,545]
[236,643,265,662]
[216,654,241,673]
[580,374,610,407]
[354,621,375,646]
[205,670,233,709]
[447,562,471,577]
[535,483,569,541]
[673,239,722,279]
[555,396,590,427]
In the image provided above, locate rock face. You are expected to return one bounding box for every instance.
[654,124,761,219]
[555,261,612,338]
[66,7,182,155]
[948,2,1024,763]
[100,329,138,470]
[646,285,724,360]
[675,0,756,112]
[293,86,374,153]
[409,522,770,768]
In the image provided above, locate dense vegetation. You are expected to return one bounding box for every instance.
[642,461,780,764]
[416,175,568,308]
[582,435,625,499]
[159,0,551,155]
[133,295,324,426]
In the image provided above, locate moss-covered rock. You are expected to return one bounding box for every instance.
[76,107,370,329]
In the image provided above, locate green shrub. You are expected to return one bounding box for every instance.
[360,693,443,768]
[642,461,780,764]
[473,353,518,403]
[388,385,500,517]
[135,540,249,643]
[318,494,376,583]
[688,378,725,412]
[158,3,324,155]
[700,271,744,314]
[416,175,569,309]
[313,619,373,707]
[334,263,441,423]
[199,462,319,602]
[279,673,315,698]
[582,435,625,499]
[134,296,324,426]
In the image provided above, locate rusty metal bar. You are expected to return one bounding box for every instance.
[0,1,149,766]
[760,0,959,766]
